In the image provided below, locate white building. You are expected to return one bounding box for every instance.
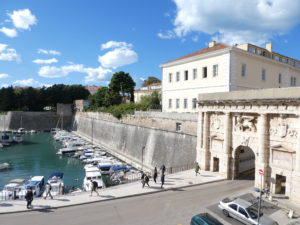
[160,41,300,113]
[134,83,161,103]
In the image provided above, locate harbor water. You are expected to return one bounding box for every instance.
[0,133,85,190]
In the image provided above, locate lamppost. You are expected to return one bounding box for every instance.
[141,146,145,172]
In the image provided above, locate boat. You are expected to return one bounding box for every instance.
[30,130,37,134]
[18,176,45,198]
[83,166,103,191]
[0,133,14,143]
[17,128,25,134]
[43,172,64,196]
[57,147,79,155]
[0,162,10,170]
[0,179,26,200]
[0,143,3,148]
[13,134,23,143]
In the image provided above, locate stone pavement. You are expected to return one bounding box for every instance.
[0,169,225,214]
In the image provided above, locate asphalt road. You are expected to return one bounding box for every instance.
[1,180,255,225]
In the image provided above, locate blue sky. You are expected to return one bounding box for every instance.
[1,0,300,89]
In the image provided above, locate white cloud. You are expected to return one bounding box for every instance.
[38,63,112,83]
[0,27,17,38]
[13,78,51,87]
[33,58,58,64]
[38,64,85,78]
[0,84,9,88]
[0,73,10,78]
[157,30,176,39]
[0,43,21,62]
[84,66,112,83]
[101,41,132,50]
[38,49,61,55]
[169,0,300,45]
[9,9,37,30]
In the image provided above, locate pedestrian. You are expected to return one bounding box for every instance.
[264,182,270,198]
[143,174,150,188]
[161,174,165,188]
[44,182,53,199]
[90,179,100,196]
[153,167,158,183]
[160,164,166,175]
[25,187,33,209]
[195,162,200,176]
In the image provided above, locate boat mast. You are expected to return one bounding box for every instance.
[61,112,64,130]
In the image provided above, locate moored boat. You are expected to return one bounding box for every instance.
[83,166,103,191]
[43,172,64,196]
[18,176,45,198]
[0,178,25,200]
[0,162,10,170]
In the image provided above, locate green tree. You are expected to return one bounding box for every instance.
[0,86,17,111]
[139,91,161,110]
[142,76,161,87]
[109,71,136,102]
[92,87,109,107]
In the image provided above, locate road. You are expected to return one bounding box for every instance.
[1,180,254,225]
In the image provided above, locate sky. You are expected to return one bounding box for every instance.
[1,0,300,89]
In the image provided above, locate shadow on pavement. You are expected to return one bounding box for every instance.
[0,203,13,207]
[55,198,70,202]
[101,195,115,199]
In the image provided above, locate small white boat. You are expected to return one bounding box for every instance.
[0,179,25,200]
[17,128,25,134]
[13,135,23,143]
[30,130,37,134]
[43,172,64,196]
[83,166,103,191]
[0,143,3,148]
[0,133,14,143]
[57,147,79,155]
[18,176,45,198]
[0,162,10,170]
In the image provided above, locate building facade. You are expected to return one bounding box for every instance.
[196,87,300,203]
[161,42,300,113]
[134,83,161,103]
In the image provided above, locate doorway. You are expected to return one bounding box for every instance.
[275,174,286,195]
[213,157,219,172]
[233,146,256,180]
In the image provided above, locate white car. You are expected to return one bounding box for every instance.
[218,197,278,225]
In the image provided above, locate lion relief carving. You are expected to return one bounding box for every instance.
[235,116,257,132]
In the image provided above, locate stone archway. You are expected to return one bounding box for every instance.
[232,145,256,180]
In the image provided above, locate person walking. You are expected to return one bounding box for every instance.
[160,164,166,175]
[195,162,200,176]
[25,187,33,209]
[90,179,100,196]
[153,167,158,183]
[161,173,165,189]
[143,174,150,188]
[44,182,53,199]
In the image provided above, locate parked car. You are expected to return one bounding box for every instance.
[190,213,223,225]
[218,197,279,225]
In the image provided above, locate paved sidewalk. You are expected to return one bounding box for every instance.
[0,169,225,214]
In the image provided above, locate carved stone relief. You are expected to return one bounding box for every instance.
[234,115,257,133]
[269,116,298,139]
[210,114,223,131]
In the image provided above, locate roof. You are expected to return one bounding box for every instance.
[163,43,229,65]
[85,85,102,90]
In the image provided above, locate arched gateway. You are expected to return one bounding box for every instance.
[196,88,300,204]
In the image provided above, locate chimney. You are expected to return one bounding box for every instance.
[209,41,216,48]
[266,42,272,52]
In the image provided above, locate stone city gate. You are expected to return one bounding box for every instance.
[196,88,300,203]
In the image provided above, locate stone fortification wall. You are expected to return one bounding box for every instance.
[1,112,72,131]
[72,112,197,171]
[76,111,198,135]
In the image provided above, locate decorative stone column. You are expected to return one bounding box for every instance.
[220,112,232,178]
[196,112,203,163]
[291,114,300,203]
[199,111,210,170]
[256,113,268,189]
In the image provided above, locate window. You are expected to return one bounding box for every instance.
[291,77,297,86]
[193,68,197,79]
[262,69,266,81]
[278,73,282,84]
[241,64,246,77]
[184,70,188,80]
[168,99,172,109]
[169,73,172,82]
[239,207,249,218]
[249,47,256,54]
[176,99,180,108]
[202,67,207,78]
[176,72,180,82]
[184,98,187,109]
[229,204,238,211]
[176,123,182,132]
[192,98,197,109]
[213,64,218,77]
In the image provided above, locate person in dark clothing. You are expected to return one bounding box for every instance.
[161,174,165,188]
[153,167,158,183]
[25,188,34,209]
[195,162,200,176]
[160,164,166,175]
[90,180,100,196]
[143,174,150,188]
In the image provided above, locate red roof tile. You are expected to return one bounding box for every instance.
[163,43,229,64]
